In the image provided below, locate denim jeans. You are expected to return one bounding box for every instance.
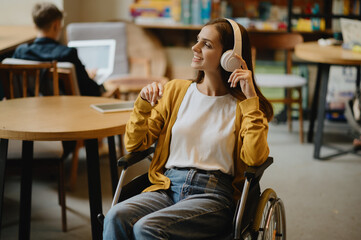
[103,168,235,240]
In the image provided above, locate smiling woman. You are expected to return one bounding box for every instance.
[103,18,274,240]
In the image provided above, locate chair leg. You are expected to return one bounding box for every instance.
[68,140,83,191]
[286,89,292,132]
[298,88,304,143]
[59,159,67,232]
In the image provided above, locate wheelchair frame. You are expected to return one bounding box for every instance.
[99,147,286,240]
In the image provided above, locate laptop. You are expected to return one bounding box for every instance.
[340,18,361,45]
[68,39,116,85]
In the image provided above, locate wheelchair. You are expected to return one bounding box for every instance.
[98,147,286,240]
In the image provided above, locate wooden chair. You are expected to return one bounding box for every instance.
[0,60,75,232]
[249,32,307,143]
[0,61,59,98]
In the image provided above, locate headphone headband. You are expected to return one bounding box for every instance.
[225,18,242,58]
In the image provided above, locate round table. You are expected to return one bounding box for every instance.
[295,41,361,65]
[295,42,361,159]
[0,96,131,239]
[0,96,130,140]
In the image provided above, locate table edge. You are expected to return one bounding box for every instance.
[0,125,126,141]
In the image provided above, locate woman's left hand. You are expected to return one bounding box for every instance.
[228,55,257,99]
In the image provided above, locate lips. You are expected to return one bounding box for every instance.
[193,55,203,61]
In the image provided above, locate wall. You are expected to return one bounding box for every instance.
[64,0,128,23]
[0,0,133,25]
[0,0,133,44]
[0,0,63,25]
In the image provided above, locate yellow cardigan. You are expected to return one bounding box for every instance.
[124,79,270,201]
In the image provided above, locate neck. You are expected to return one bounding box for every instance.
[197,71,228,96]
[37,31,57,40]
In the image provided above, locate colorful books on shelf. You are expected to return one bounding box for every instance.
[332,0,360,32]
[130,0,177,25]
[130,0,172,19]
[130,0,231,26]
[181,0,231,25]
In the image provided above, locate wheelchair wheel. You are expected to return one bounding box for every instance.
[252,188,286,240]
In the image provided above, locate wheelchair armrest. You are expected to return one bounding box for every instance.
[244,157,273,180]
[117,147,155,170]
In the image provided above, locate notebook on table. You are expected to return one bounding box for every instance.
[91,101,134,113]
[68,39,116,85]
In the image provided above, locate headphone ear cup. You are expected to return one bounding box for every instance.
[220,50,241,72]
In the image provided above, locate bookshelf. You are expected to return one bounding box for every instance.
[131,0,360,31]
[129,0,360,80]
[132,0,361,46]
[287,0,361,32]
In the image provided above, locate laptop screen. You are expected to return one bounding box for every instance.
[68,39,116,84]
[340,18,361,45]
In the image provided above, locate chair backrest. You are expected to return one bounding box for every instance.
[248,32,304,74]
[56,61,81,96]
[0,60,58,99]
[1,58,80,97]
[66,22,129,79]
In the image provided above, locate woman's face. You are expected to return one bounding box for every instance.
[191,25,223,73]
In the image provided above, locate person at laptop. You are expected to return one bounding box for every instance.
[12,2,103,96]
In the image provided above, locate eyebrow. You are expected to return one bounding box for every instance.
[197,35,214,44]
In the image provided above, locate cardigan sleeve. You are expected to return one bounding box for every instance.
[239,96,270,166]
[124,81,176,152]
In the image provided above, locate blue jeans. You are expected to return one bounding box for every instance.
[103,168,235,240]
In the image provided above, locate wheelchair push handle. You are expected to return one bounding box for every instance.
[244,157,273,180]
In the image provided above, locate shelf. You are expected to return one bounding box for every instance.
[291,13,361,19]
[136,22,332,34]
[330,14,361,19]
[136,23,202,30]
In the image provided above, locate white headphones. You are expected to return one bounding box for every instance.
[220,18,242,72]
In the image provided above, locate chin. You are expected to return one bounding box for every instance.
[191,63,202,70]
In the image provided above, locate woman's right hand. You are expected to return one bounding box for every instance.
[140,82,164,106]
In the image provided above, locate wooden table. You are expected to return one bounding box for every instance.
[0,96,131,239]
[295,42,361,159]
[0,25,37,55]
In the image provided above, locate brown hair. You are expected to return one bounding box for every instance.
[32,2,63,31]
[194,18,274,122]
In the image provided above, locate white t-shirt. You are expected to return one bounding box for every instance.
[165,82,237,175]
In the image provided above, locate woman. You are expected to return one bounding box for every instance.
[103,18,273,239]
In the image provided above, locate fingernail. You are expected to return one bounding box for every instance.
[151,102,155,107]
